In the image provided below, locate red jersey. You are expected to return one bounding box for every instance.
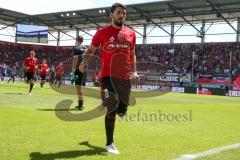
[55,65,64,76]
[24,57,38,73]
[91,25,136,80]
[39,63,49,76]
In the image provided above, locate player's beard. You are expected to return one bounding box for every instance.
[113,18,124,27]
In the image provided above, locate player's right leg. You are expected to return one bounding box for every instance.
[58,78,62,88]
[54,76,57,85]
[112,78,131,117]
[8,76,12,83]
[40,75,46,88]
[27,72,35,95]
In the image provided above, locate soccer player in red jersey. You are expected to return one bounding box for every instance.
[54,62,64,88]
[38,59,49,89]
[79,3,139,154]
[23,51,38,95]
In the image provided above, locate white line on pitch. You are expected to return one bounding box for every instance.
[174,143,240,160]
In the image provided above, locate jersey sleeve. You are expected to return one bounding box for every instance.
[91,29,102,48]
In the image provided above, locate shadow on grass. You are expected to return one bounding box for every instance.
[30,141,107,160]
[4,92,25,95]
[37,108,77,111]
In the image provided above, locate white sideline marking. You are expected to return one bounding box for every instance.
[175,143,240,160]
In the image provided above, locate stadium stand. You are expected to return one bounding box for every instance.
[1,40,240,90]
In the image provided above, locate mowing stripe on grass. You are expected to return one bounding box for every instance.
[175,143,240,160]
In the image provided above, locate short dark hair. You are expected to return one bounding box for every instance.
[111,3,126,13]
[76,35,83,43]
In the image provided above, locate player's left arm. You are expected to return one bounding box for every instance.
[131,47,139,81]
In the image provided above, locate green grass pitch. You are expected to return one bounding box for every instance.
[0,82,240,160]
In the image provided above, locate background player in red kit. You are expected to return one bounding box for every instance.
[23,51,38,95]
[38,59,49,89]
[54,62,64,88]
[79,3,139,154]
